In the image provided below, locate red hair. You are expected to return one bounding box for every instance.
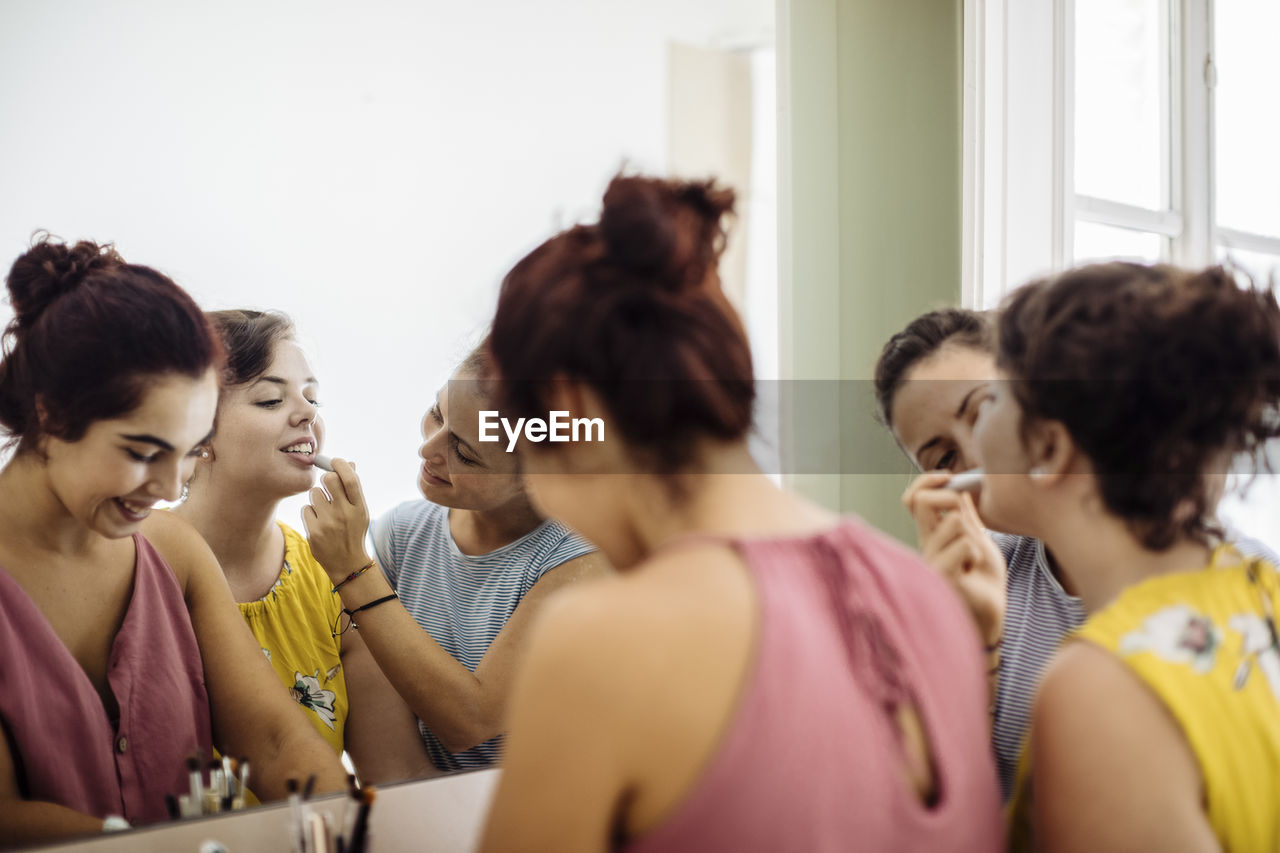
[489,174,754,473]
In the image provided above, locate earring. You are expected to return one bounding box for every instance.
[180,482,190,502]
[1029,466,1047,479]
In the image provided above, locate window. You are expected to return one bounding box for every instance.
[965,0,1280,304]
[1069,0,1173,265]
[1213,0,1280,285]
[965,0,1280,553]
[1069,0,1280,279]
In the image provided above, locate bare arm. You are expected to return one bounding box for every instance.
[303,460,609,754]
[338,625,437,784]
[143,511,347,801]
[0,720,104,849]
[479,587,629,853]
[1030,641,1218,853]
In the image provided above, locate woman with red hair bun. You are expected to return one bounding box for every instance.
[477,175,1004,852]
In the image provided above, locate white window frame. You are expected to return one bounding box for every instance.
[964,0,1280,308]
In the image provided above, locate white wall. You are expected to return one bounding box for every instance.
[0,0,773,523]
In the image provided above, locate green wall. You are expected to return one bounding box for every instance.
[780,0,963,542]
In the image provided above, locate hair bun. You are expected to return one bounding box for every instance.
[599,177,679,278]
[6,235,121,327]
[598,175,735,293]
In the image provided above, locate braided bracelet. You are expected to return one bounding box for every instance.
[331,559,376,594]
[343,593,399,630]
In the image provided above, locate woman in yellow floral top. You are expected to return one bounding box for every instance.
[971,263,1280,851]
[153,310,429,783]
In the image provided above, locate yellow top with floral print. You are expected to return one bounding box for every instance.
[1009,545,1280,851]
[237,522,347,754]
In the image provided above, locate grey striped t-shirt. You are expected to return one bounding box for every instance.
[370,499,595,772]
[990,530,1278,800]
[990,534,1084,801]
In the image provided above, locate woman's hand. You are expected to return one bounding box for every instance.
[301,458,374,585]
[902,472,1007,647]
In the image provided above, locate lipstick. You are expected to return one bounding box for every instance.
[945,468,984,494]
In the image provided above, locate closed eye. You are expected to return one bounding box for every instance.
[450,436,480,467]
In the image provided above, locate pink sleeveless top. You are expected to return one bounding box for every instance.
[626,519,1004,853]
[0,534,213,823]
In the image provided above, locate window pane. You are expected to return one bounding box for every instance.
[1215,0,1280,238]
[1215,244,1280,288]
[1074,0,1166,209]
[1074,220,1165,264]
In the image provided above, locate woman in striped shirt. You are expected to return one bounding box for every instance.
[302,344,608,773]
[874,309,1082,799]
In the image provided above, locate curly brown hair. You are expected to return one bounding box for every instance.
[996,262,1280,549]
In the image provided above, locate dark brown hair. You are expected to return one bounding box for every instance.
[488,174,753,473]
[0,235,223,452]
[873,308,995,428]
[997,262,1280,549]
[208,309,297,387]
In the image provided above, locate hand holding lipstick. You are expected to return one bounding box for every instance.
[901,471,1007,650]
[301,457,375,589]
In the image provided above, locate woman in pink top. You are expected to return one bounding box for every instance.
[0,237,346,848]
[464,175,1004,850]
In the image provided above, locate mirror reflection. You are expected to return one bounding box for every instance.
[0,0,776,846]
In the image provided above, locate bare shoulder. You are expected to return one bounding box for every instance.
[138,510,221,591]
[1035,639,1179,751]
[1032,639,1210,851]
[533,544,750,678]
[1038,639,1151,718]
[527,568,669,683]
[527,571,637,664]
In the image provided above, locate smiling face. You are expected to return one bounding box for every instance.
[890,343,997,474]
[416,371,526,512]
[43,369,219,537]
[205,339,324,499]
